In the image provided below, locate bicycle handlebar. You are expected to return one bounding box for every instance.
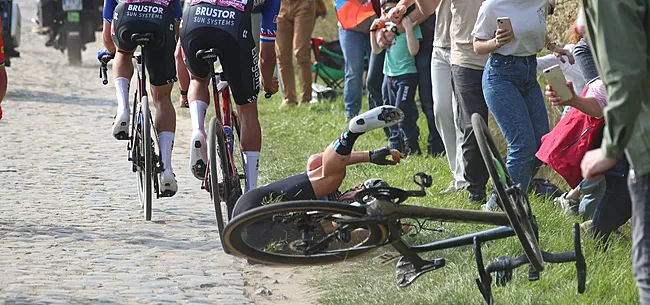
[99,54,115,85]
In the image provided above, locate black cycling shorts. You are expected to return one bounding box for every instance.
[180,3,260,105]
[111,2,177,86]
[232,173,317,217]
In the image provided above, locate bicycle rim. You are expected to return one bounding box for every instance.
[223,201,389,266]
[142,96,153,221]
[471,113,544,271]
[209,117,229,252]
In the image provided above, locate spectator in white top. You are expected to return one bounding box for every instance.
[472,0,573,210]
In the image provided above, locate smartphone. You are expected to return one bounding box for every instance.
[543,64,574,102]
[497,17,513,34]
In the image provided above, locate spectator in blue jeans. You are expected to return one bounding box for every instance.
[371,0,422,153]
[472,0,572,210]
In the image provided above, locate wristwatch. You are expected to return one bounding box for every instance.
[388,24,399,35]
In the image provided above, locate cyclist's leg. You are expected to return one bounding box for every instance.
[223,32,262,193]
[145,24,178,195]
[109,12,136,139]
[180,22,213,179]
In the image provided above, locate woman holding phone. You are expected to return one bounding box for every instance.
[471,0,573,210]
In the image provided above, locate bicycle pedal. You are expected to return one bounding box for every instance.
[374,252,402,264]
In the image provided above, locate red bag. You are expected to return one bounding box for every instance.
[535,86,604,188]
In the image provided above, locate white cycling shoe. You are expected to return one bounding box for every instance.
[112,112,129,140]
[159,170,178,197]
[348,105,404,133]
[189,132,208,180]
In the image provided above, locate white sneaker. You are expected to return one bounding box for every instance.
[348,106,404,133]
[189,131,208,180]
[159,170,178,197]
[112,112,129,140]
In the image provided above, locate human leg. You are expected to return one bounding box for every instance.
[339,27,368,119]
[431,47,466,191]
[392,74,420,155]
[628,171,650,305]
[293,0,315,104]
[578,176,606,219]
[366,49,385,110]
[275,1,297,106]
[590,175,632,243]
[482,56,538,207]
[383,76,402,151]
[451,64,489,203]
[416,40,443,155]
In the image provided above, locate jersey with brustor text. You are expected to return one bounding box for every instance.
[103,0,183,22]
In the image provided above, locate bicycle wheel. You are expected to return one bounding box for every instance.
[228,112,246,217]
[471,113,544,271]
[223,200,390,265]
[141,96,153,221]
[208,117,229,250]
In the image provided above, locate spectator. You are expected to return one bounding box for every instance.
[336,0,377,120]
[414,14,444,156]
[450,0,489,204]
[579,2,650,303]
[431,0,468,193]
[370,1,421,153]
[472,0,572,210]
[545,78,631,247]
[276,0,316,108]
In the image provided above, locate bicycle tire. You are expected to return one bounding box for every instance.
[471,113,544,271]
[228,112,246,218]
[208,117,230,253]
[223,200,389,266]
[142,96,153,221]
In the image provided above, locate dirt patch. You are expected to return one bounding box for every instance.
[239,259,322,305]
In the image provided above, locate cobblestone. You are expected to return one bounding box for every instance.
[0,2,250,304]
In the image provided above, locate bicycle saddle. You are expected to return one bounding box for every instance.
[131,33,156,44]
[196,48,219,61]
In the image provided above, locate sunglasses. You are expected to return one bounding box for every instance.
[383,8,392,14]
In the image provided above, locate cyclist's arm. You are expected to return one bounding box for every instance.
[173,0,183,40]
[306,151,372,171]
[102,0,117,54]
[259,0,280,90]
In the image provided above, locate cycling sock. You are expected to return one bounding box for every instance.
[158,131,175,173]
[243,151,260,192]
[189,100,208,133]
[114,77,130,115]
[333,130,363,156]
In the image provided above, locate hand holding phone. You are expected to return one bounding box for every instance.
[543,64,574,102]
[495,17,514,47]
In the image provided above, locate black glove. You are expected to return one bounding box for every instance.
[369,147,392,165]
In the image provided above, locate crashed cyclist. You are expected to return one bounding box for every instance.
[99,0,183,197]
[231,105,405,218]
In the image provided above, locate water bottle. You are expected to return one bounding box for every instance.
[223,125,234,153]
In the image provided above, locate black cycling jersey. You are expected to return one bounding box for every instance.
[180,0,260,105]
[110,2,178,86]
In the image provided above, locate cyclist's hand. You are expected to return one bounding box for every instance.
[97,47,111,61]
[263,76,279,95]
[370,147,404,165]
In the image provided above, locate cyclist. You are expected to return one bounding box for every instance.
[181,0,280,193]
[175,0,279,108]
[99,0,183,197]
[231,106,405,217]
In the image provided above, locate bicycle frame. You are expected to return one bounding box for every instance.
[201,63,241,195]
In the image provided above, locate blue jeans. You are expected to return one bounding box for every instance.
[482,54,550,193]
[367,49,390,139]
[578,176,606,219]
[416,40,444,154]
[339,27,371,118]
[382,73,419,152]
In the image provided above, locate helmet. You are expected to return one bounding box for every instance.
[362,178,389,189]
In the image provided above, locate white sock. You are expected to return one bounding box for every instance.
[189,100,208,134]
[158,131,175,174]
[243,151,260,192]
[115,77,130,116]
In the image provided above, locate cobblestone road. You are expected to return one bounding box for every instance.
[0,3,250,304]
